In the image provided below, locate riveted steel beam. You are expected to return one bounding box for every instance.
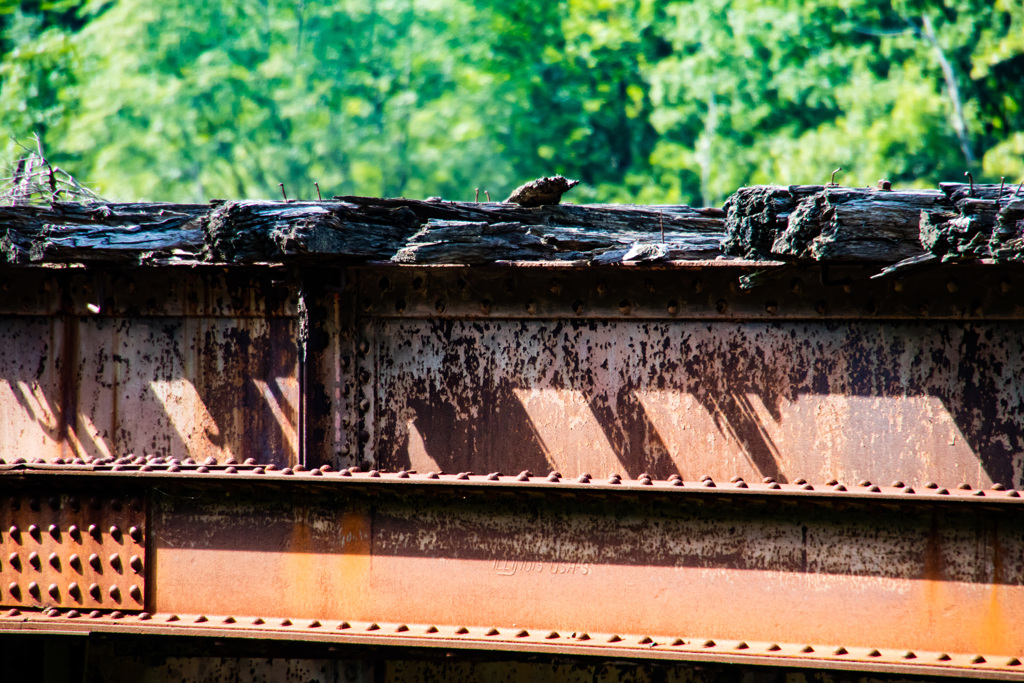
[0,492,146,611]
[1,470,1022,678]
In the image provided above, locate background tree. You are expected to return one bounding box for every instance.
[2,0,1021,204]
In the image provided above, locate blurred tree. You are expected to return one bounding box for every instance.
[1,0,1021,203]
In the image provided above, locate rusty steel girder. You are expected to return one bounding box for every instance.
[0,491,145,610]
[2,468,1023,679]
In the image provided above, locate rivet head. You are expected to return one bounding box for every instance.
[48,583,60,599]
[88,584,100,599]
[128,585,142,602]
[49,552,60,569]
[110,555,123,572]
[109,585,121,600]
[28,552,40,569]
[68,582,79,597]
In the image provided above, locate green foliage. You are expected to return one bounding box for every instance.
[1,0,1022,203]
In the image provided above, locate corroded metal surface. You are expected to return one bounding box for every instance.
[3,611,1022,680]
[135,474,1024,662]
[369,316,1024,487]
[0,268,299,466]
[0,492,145,610]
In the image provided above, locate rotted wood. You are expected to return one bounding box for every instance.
[770,188,944,261]
[921,184,1024,262]
[0,203,208,264]
[1,198,725,266]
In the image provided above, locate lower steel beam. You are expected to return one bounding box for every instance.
[2,470,1024,679]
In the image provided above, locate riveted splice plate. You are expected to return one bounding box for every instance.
[0,493,145,611]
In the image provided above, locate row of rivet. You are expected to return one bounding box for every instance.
[3,524,142,543]
[0,454,258,470]
[3,550,142,574]
[2,462,1019,499]
[2,608,1019,669]
[4,581,142,604]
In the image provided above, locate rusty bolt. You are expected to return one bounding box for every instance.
[703,639,716,648]
[767,483,781,490]
[7,584,19,599]
[485,628,499,636]
[525,301,537,315]
[571,299,585,315]
[68,525,81,540]
[68,582,80,598]
[338,621,352,629]
[129,555,143,573]
[702,479,715,488]
[138,612,151,620]
[109,525,122,541]
[196,615,209,623]
[109,585,121,601]
[936,488,949,495]
[88,554,101,571]
[577,474,591,483]
[49,552,60,569]
[515,629,529,638]
[128,526,143,543]
[28,581,40,598]
[765,301,778,315]
[825,479,838,486]
[88,583,100,600]
[868,485,881,492]
[958,483,972,490]
[877,179,891,191]
[608,473,621,485]
[730,476,743,483]
[127,585,142,602]
[365,622,380,631]
[801,484,814,491]
[800,645,814,653]
[516,471,530,482]
[767,644,781,651]
[618,300,631,315]
[639,476,652,486]
[28,552,40,570]
[736,642,749,650]
[814,300,827,315]
[903,651,917,660]
[833,484,847,491]
[547,472,560,482]
[67,610,81,619]
[667,300,679,315]
[485,472,499,481]
[28,524,40,540]
[48,524,60,539]
[251,617,264,625]
[794,478,807,485]
[48,583,60,599]
[762,477,775,484]
[857,480,871,487]
[833,646,849,655]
